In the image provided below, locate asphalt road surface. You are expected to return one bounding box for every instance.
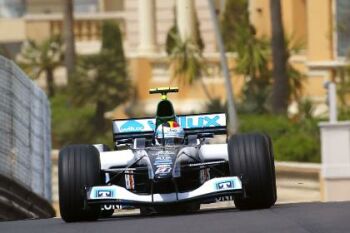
[1,202,350,233]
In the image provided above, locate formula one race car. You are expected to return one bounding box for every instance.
[58,87,277,222]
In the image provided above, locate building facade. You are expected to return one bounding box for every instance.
[0,0,349,117]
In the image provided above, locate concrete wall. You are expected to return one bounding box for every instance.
[0,19,26,43]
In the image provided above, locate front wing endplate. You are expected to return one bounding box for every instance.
[86,176,242,205]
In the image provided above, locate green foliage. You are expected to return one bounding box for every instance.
[298,98,315,121]
[18,35,64,97]
[19,35,63,78]
[221,0,271,113]
[285,36,306,104]
[239,114,320,162]
[221,0,305,115]
[71,51,130,109]
[0,45,11,59]
[221,0,249,52]
[166,25,178,55]
[51,20,130,149]
[169,32,204,85]
[166,5,206,87]
[102,20,125,59]
[70,21,130,131]
[205,97,227,113]
[337,64,350,117]
[51,90,112,148]
[235,32,271,113]
[166,7,204,55]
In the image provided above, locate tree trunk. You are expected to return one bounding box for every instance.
[46,68,55,97]
[270,0,289,114]
[63,0,76,82]
[95,101,106,132]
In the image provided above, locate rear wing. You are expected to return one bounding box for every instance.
[112,113,226,142]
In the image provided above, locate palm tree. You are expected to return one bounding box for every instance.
[270,0,289,114]
[234,24,271,113]
[221,0,248,52]
[166,7,214,101]
[221,0,271,113]
[168,32,202,84]
[19,36,63,97]
[63,0,76,81]
[285,37,305,104]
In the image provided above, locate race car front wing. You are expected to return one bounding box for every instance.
[85,176,242,206]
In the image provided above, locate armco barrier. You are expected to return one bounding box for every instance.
[0,55,54,219]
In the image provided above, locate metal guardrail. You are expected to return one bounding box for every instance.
[0,55,54,219]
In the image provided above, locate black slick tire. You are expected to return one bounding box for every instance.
[58,144,101,222]
[228,133,277,210]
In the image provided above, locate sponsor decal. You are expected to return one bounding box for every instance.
[147,120,155,130]
[154,155,173,165]
[178,115,221,128]
[125,171,135,190]
[154,160,172,165]
[120,120,144,132]
[101,204,135,210]
[155,166,172,175]
[115,114,225,133]
[95,189,114,198]
[156,150,175,155]
[215,180,234,191]
[101,204,121,210]
[216,196,234,202]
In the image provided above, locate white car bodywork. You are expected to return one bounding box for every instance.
[97,144,229,169]
[86,113,242,206]
[87,177,242,204]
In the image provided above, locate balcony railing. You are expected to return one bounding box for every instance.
[24,12,126,41]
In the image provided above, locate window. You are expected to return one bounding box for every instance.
[336,0,350,57]
[74,0,98,13]
[0,0,25,18]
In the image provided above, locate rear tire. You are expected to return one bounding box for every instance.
[59,144,102,222]
[228,133,277,210]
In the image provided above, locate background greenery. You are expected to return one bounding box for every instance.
[239,115,321,162]
[17,1,346,163]
[50,21,128,149]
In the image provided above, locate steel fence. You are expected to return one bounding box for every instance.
[0,55,51,201]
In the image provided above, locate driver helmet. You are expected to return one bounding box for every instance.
[155,121,185,145]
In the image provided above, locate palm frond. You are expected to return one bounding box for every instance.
[169,33,204,85]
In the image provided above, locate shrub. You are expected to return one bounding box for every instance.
[51,91,112,149]
[239,114,320,162]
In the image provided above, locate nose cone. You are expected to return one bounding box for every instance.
[147,147,179,181]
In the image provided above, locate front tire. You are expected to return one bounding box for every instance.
[228,133,277,210]
[59,144,102,222]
